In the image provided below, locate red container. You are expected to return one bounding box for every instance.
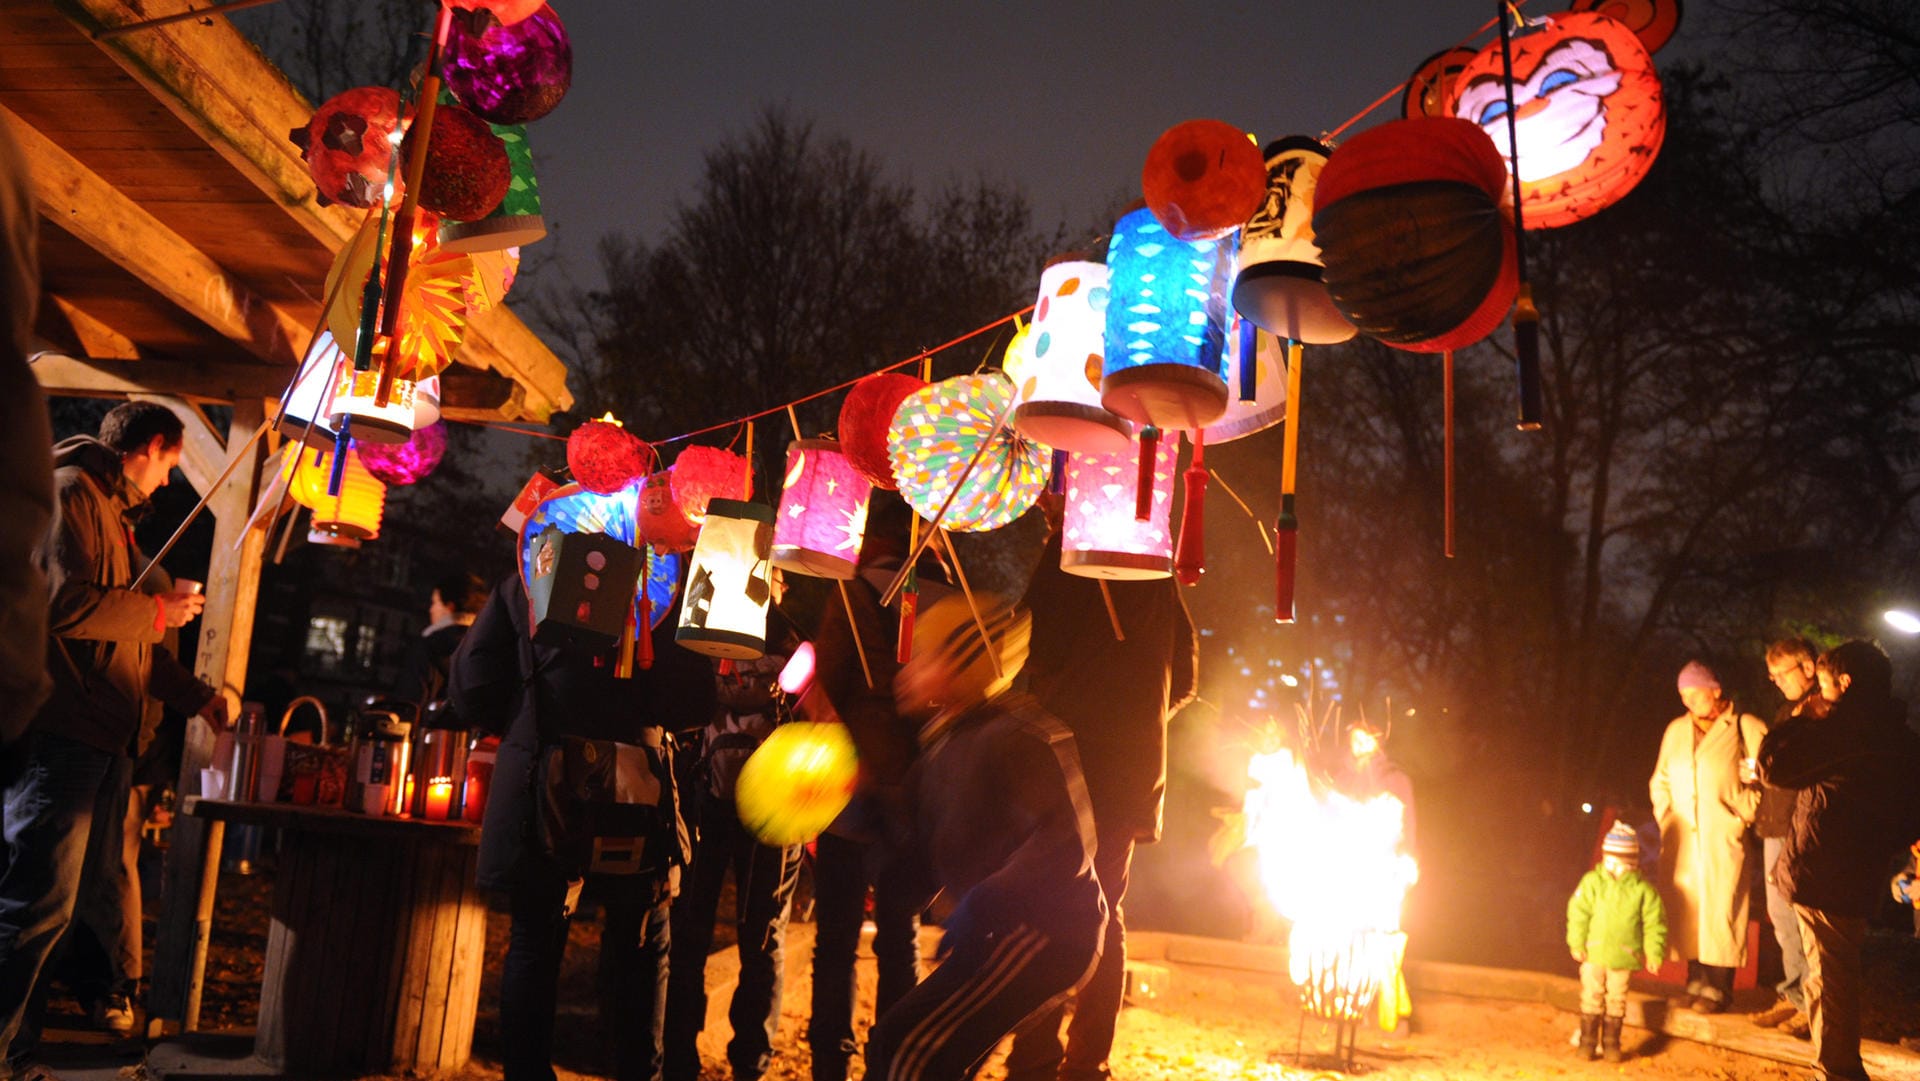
[463,735,499,824]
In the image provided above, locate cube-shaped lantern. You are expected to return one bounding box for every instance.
[1100,204,1232,431]
[772,439,870,580]
[526,525,644,651]
[1010,258,1132,454]
[676,499,776,659]
[1061,436,1177,580]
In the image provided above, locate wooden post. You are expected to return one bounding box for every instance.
[148,396,272,1031]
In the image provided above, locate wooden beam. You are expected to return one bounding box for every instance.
[43,293,139,359]
[462,305,574,420]
[438,366,526,421]
[32,350,288,403]
[3,102,310,363]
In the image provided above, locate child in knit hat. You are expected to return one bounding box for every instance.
[1567,821,1668,1062]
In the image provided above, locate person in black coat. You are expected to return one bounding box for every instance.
[449,572,712,1081]
[393,571,486,717]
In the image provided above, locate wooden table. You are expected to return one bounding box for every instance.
[184,797,486,1077]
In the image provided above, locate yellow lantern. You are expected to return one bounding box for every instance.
[283,445,387,545]
[676,499,775,659]
[733,721,858,845]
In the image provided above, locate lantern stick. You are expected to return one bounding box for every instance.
[743,421,756,499]
[1275,340,1305,625]
[878,397,1017,608]
[1098,581,1127,643]
[614,605,637,680]
[373,1,456,408]
[935,529,1002,681]
[899,511,921,664]
[1444,350,1457,559]
[1174,431,1207,586]
[1496,0,1544,432]
[1135,427,1159,523]
[1280,341,1304,496]
[1208,466,1273,555]
[836,580,876,689]
[1237,319,1258,403]
[637,550,655,670]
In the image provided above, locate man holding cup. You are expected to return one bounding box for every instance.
[0,402,224,1071]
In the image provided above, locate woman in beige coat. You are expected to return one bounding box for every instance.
[1648,660,1765,1013]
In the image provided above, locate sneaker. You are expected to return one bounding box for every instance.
[1779,1012,1811,1039]
[90,993,136,1038]
[1749,1001,1800,1027]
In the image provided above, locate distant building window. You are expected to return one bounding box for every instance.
[304,615,348,671]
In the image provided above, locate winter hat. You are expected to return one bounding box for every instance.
[909,592,1031,704]
[1676,660,1720,695]
[1602,821,1640,863]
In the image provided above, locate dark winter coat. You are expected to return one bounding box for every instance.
[1755,697,1823,839]
[34,437,211,754]
[1759,692,1920,918]
[1019,533,1198,843]
[394,618,472,717]
[448,573,712,890]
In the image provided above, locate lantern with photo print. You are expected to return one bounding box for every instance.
[1203,319,1289,444]
[772,439,870,580]
[567,416,649,496]
[1009,257,1132,454]
[838,372,925,491]
[1060,435,1176,580]
[1141,119,1268,242]
[1231,137,1355,345]
[888,373,1049,533]
[444,4,571,125]
[1312,116,1517,353]
[677,499,776,659]
[289,86,401,209]
[1449,11,1665,229]
[284,445,386,545]
[1100,205,1232,430]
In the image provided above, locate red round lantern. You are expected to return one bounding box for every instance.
[405,103,512,221]
[566,418,649,495]
[1312,117,1517,353]
[289,87,401,209]
[1449,11,1665,229]
[1141,119,1268,242]
[670,445,751,522]
[838,372,926,491]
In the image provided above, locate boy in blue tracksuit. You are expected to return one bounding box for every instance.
[1567,820,1668,1062]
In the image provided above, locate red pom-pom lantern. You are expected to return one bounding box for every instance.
[637,471,698,553]
[1312,117,1518,353]
[1141,119,1268,242]
[289,87,401,208]
[838,372,925,491]
[359,420,448,486]
[671,445,751,521]
[449,0,545,27]
[567,417,649,495]
[444,4,573,125]
[405,103,511,221]
[1449,11,1666,229]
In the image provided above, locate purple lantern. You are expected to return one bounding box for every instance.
[771,439,870,580]
[443,4,573,126]
[359,421,448,486]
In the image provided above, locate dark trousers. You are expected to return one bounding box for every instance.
[0,732,123,1065]
[503,863,672,1081]
[1004,830,1135,1081]
[663,791,802,1081]
[1796,904,1869,1081]
[809,831,921,1081]
[866,919,1099,1081]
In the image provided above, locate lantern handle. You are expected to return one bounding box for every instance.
[936,529,1003,682]
[836,580,875,690]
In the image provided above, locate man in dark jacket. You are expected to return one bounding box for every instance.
[1004,508,1197,1081]
[865,593,1106,1081]
[449,571,710,1081]
[0,403,222,1075]
[1749,637,1824,1035]
[1759,640,1920,1081]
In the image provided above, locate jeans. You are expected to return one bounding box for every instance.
[808,832,920,1081]
[1796,904,1869,1081]
[0,733,122,1065]
[1763,836,1806,1011]
[1004,830,1135,1081]
[663,790,801,1081]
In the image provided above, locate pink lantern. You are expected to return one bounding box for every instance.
[1060,437,1177,580]
[358,420,448,486]
[772,439,871,580]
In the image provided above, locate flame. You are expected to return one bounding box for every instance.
[598,412,624,427]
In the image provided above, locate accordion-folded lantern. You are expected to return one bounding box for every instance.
[887,373,1049,533]
[284,445,386,545]
[1009,258,1131,454]
[772,439,870,580]
[676,499,776,659]
[1100,205,1232,431]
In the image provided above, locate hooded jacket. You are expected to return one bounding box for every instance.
[35,436,211,754]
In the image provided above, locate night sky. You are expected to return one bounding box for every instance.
[526,1,1503,283]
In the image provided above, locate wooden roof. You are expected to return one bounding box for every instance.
[2,0,573,420]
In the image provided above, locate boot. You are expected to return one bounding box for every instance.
[1602,1015,1625,1062]
[1577,1014,1602,1060]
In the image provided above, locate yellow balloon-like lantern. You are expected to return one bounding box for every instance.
[733,722,859,845]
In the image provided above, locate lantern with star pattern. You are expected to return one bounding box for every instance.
[772,439,871,580]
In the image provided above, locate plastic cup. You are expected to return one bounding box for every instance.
[173,578,204,595]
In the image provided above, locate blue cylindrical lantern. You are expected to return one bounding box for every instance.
[1100,204,1232,431]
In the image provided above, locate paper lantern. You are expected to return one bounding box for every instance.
[567,417,650,495]
[887,372,1049,533]
[439,124,547,252]
[289,87,401,209]
[637,471,698,553]
[405,103,511,222]
[518,481,682,628]
[1060,436,1177,580]
[1313,117,1518,353]
[1008,257,1132,453]
[284,446,386,544]
[1141,119,1268,242]
[1402,47,1479,120]
[325,215,474,382]
[772,439,871,580]
[1100,205,1232,430]
[443,5,572,125]
[1203,319,1288,444]
[1450,11,1665,229]
[1569,0,1682,54]
[1231,137,1356,345]
[733,721,858,846]
[524,525,643,650]
[671,445,752,524]
[359,420,447,486]
[451,0,544,26]
[839,372,925,490]
[329,366,419,444]
[677,499,776,659]
[277,333,443,448]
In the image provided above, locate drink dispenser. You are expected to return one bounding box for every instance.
[348,696,412,816]
[408,700,472,821]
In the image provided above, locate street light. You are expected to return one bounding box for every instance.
[1885,609,1920,635]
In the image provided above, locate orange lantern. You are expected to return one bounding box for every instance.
[1141,119,1268,242]
[1569,0,1682,53]
[1402,46,1478,120]
[1449,11,1665,229]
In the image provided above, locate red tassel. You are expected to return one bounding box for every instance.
[1174,434,1206,586]
[897,587,918,664]
[1135,427,1159,522]
[1274,495,1298,624]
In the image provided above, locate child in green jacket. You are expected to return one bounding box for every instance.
[1567,821,1667,1062]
